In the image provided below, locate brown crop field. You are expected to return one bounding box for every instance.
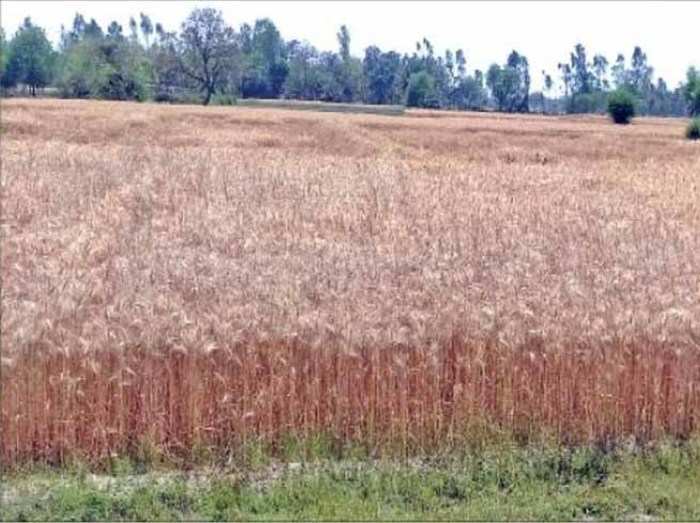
[1,98,699,466]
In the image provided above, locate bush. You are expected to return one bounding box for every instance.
[686,119,700,140]
[607,89,636,124]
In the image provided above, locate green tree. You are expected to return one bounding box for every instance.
[487,52,529,113]
[564,44,611,113]
[283,40,320,100]
[0,28,7,81]
[507,50,530,111]
[129,17,138,42]
[362,46,402,104]
[592,54,609,90]
[569,43,592,95]
[316,51,344,101]
[487,64,518,111]
[240,18,287,98]
[684,67,700,116]
[84,18,103,40]
[150,25,188,102]
[455,49,466,78]
[337,25,350,64]
[406,70,438,108]
[336,25,360,102]
[441,48,485,110]
[629,46,653,94]
[558,62,572,101]
[611,53,627,88]
[56,13,152,101]
[542,71,553,113]
[3,18,55,95]
[58,32,152,101]
[451,74,486,110]
[107,21,124,40]
[139,13,153,48]
[178,8,239,105]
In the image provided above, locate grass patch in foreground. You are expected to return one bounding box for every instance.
[2,439,700,521]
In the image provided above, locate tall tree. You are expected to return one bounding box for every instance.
[86,18,103,39]
[107,21,124,41]
[284,40,321,100]
[629,46,653,94]
[611,53,627,89]
[592,54,609,91]
[316,50,344,101]
[451,74,486,110]
[129,17,138,42]
[487,51,530,112]
[487,63,520,112]
[60,13,86,49]
[558,62,572,99]
[3,17,54,95]
[0,28,7,81]
[178,8,238,105]
[455,49,466,77]
[151,25,185,101]
[569,43,592,95]
[542,70,553,113]
[362,45,402,104]
[444,49,454,82]
[406,69,439,108]
[337,25,350,63]
[564,44,610,113]
[241,18,287,98]
[58,16,152,101]
[336,24,359,102]
[507,50,530,112]
[684,67,700,116]
[139,13,154,48]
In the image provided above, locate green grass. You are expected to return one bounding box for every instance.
[3,439,700,521]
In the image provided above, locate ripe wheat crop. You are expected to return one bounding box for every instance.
[1,99,699,466]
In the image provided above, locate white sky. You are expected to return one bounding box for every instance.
[1,1,698,92]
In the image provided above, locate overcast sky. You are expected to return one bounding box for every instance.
[2,1,698,92]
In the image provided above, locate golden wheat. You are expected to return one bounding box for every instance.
[1,98,699,465]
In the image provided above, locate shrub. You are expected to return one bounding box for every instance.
[607,89,636,124]
[686,118,700,140]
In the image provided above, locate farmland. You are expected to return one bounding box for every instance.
[1,99,699,473]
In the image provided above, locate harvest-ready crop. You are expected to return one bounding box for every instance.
[2,99,699,466]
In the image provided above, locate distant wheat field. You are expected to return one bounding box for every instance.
[1,98,699,465]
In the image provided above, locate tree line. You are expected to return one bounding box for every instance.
[1,8,699,117]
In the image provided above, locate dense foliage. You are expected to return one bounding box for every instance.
[686,118,700,140]
[685,67,700,116]
[0,9,696,116]
[607,89,637,124]
[1,18,55,95]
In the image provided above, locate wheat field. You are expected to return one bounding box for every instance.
[1,98,699,466]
